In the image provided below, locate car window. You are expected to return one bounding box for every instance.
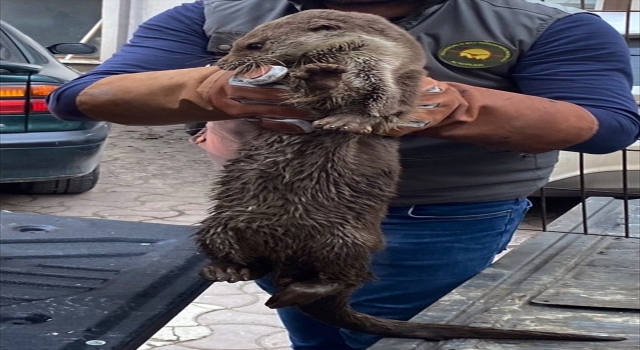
[0,29,28,63]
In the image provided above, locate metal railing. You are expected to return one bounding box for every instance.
[57,19,102,69]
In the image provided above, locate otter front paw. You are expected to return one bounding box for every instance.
[199,262,266,283]
[290,63,347,90]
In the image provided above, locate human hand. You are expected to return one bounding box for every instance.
[197,66,318,134]
[385,77,468,137]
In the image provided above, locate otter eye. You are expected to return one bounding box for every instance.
[309,24,341,32]
[246,43,263,50]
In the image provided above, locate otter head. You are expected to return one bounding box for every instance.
[216,10,403,74]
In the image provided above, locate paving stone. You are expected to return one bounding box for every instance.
[170,203,211,212]
[71,191,154,202]
[180,324,286,350]
[0,194,37,205]
[141,219,199,226]
[165,303,224,327]
[49,200,143,210]
[232,294,282,316]
[136,193,209,202]
[173,326,214,342]
[256,330,291,349]
[192,291,259,310]
[135,202,206,213]
[97,178,148,187]
[150,214,208,224]
[20,206,71,214]
[194,282,250,298]
[148,327,179,343]
[240,282,268,295]
[95,208,182,219]
[1,195,68,207]
[142,345,195,350]
[197,309,284,327]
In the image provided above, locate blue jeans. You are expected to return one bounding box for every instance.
[256,198,532,350]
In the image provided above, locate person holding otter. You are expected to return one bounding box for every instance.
[48,1,639,349]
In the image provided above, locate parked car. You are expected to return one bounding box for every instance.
[0,20,109,194]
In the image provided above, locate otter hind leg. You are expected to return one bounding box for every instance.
[200,261,270,283]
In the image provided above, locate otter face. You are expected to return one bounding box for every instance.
[216,13,376,74]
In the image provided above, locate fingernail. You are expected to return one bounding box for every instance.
[419,103,441,109]
[397,121,431,128]
[425,86,443,93]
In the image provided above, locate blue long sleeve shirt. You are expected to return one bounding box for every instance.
[47,1,640,154]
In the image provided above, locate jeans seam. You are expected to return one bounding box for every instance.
[406,206,513,220]
[495,198,531,253]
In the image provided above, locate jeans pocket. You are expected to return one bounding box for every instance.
[390,199,532,253]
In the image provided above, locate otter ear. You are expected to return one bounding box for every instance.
[308,21,341,32]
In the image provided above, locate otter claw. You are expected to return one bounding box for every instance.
[200,262,263,283]
[312,121,327,128]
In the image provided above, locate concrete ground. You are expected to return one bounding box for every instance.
[0,124,574,350]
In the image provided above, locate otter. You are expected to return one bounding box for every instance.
[194,9,623,342]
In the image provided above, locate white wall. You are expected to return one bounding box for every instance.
[100,0,186,61]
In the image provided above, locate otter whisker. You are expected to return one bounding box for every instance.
[270,58,289,68]
[235,61,254,75]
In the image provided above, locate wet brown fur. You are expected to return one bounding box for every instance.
[194,10,623,342]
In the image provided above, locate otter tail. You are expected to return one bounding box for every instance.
[296,296,626,341]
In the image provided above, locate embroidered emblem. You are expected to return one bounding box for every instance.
[438,41,515,68]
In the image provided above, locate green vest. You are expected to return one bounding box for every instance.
[202,0,584,205]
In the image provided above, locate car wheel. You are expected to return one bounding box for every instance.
[19,166,100,194]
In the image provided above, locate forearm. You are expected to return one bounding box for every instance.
[74,66,226,125]
[406,81,599,154]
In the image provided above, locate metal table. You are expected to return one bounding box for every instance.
[369,198,640,350]
[0,212,211,350]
